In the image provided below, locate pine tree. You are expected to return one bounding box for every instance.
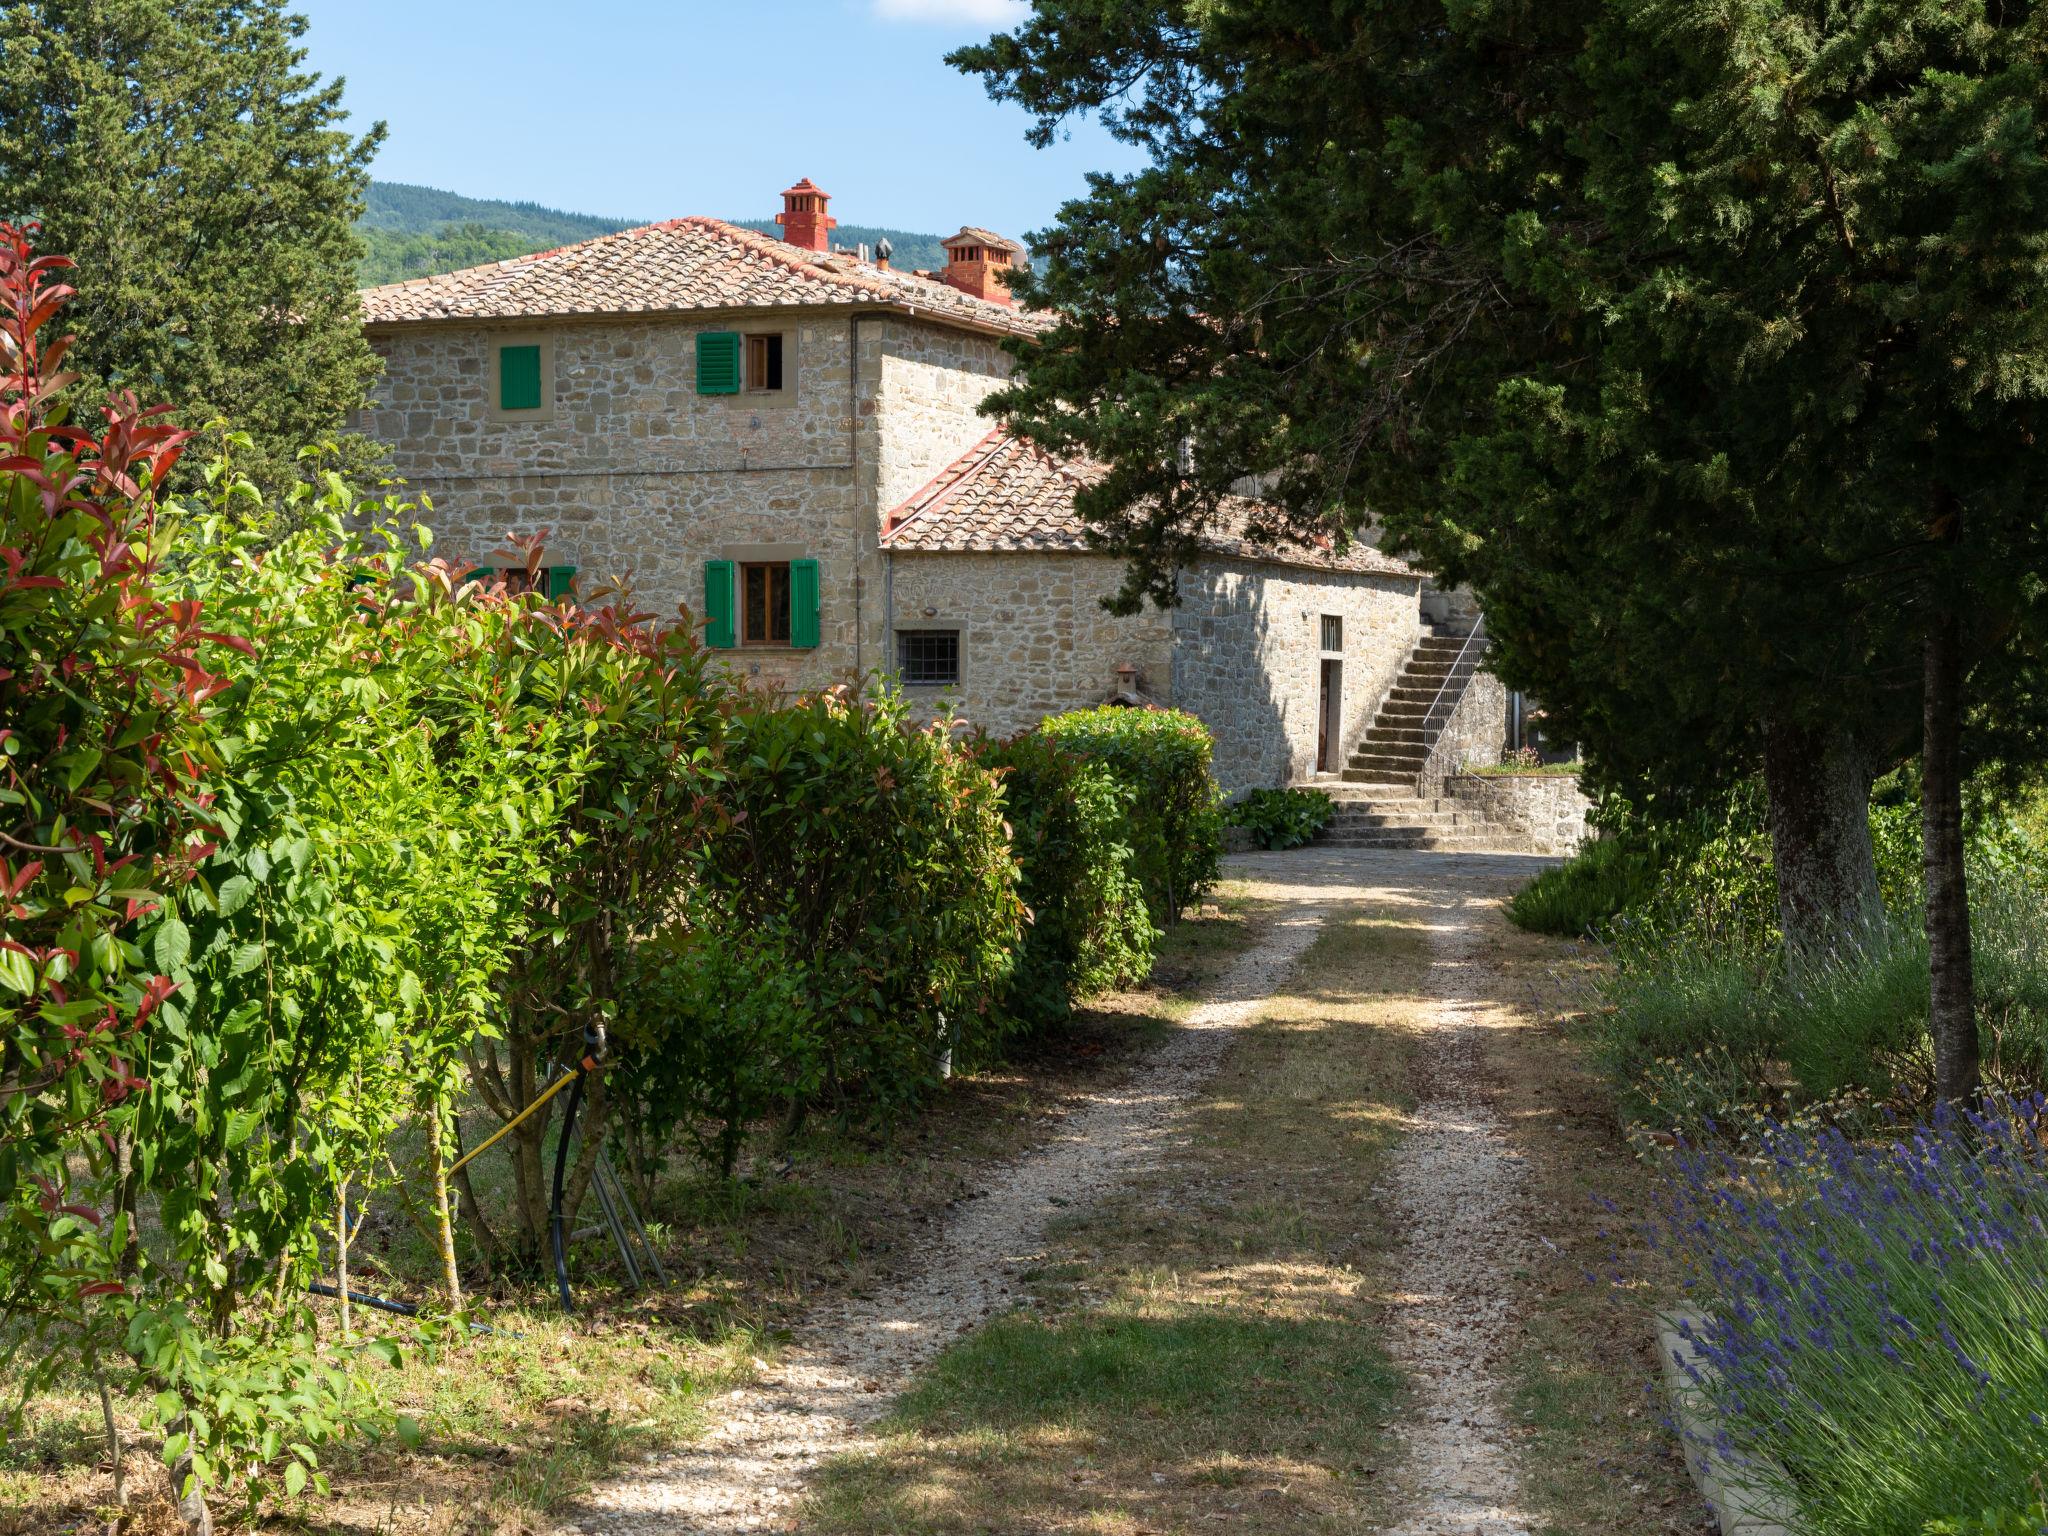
[0,0,384,489]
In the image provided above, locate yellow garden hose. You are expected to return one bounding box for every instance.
[448,1063,585,1178]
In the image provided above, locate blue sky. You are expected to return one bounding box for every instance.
[294,0,1146,241]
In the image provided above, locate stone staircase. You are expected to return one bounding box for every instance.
[1340,629,1484,791]
[1295,623,1532,852]
[1306,785,1532,853]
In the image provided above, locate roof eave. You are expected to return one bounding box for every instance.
[360,295,1042,342]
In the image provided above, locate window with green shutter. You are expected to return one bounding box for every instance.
[696,331,742,395]
[545,566,577,601]
[789,558,820,649]
[703,560,736,648]
[499,344,543,411]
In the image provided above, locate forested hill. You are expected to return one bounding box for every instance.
[357,181,956,287]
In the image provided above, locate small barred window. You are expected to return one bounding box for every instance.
[896,629,960,687]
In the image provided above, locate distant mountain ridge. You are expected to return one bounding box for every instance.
[357,180,957,288]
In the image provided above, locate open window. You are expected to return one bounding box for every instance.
[745,333,785,393]
[741,561,791,645]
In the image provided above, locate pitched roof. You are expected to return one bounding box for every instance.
[882,430,1415,578]
[357,216,1049,336]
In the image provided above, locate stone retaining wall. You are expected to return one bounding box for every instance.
[1441,771,1592,856]
[1419,668,1508,791]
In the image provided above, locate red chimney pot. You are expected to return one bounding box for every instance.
[776,178,837,253]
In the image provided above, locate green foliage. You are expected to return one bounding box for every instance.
[702,688,1023,1116]
[1226,787,1333,851]
[0,1,383,493]
[971,732,1156,1030]
[1039,708,1222,923]
[359,181,635,241]
[1507,836,1662,938]
[1924,1508,2048,1536]
[356,223,560,287]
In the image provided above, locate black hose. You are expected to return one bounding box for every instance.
[551,1067,586,1315]
[310,1280,418,1318]
[307,1281,514,1336]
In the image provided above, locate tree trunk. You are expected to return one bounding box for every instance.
[95,1364,126,1521]
[426,1098,464,1313]
[333,1178,352,1342]
[1762,719,1882,957]
[168,1408,213,1536]
[1923,604,1979,1104]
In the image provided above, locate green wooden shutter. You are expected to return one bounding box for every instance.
[703,560,736,648]
[696,331,741,395]
[499,344,543,411]
[789,558,820,649]
[545,565,577,601]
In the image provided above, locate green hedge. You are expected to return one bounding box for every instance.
[611,688,1024,1176]
[1040,707,1223,923]
[973,731,1158,1030]
[710,687,1024,1104]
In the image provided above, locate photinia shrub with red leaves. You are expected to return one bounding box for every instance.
[0,220,235,1344]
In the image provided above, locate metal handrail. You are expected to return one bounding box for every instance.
[1418,617,1488,743]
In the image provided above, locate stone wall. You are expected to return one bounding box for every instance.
[1170,558,1422,795]
[361,311,885,695]
[869,318,1014,514]
[1442,771,1593,856]
[1420,665,1508,791]
[883,551,1170,736]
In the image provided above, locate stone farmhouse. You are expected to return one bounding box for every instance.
[355,179,1544,837]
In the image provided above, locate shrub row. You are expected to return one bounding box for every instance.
[2,227,1234,1515]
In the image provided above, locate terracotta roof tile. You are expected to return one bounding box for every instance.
[944,226,1028,255]
[882,430,1415,578]
[358,216,1049,336]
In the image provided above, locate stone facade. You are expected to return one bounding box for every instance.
[360,310,883,696]
[361,300,1489,792]
[885,552,1170,737]
[869,318,1014,514]
[1171,558,1422,791]
[1442,771,1593,856]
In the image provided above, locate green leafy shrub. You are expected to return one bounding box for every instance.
[1040,707,1223,922]
[1507,835,1660,936]
[609,918,818,1190]
[1227,786,1334,850]
[971,732,1157,1030]
[704,687,1024,1122]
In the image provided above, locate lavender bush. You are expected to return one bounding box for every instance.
[1652,1099,2048,1533]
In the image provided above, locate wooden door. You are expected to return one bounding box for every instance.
[1317,658,1341,772]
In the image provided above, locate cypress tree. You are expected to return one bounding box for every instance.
[958,2,2048,1095]
[0,0,384,489]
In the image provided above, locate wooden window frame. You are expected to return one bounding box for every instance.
[732,327,796,405]
[739,561,793,647]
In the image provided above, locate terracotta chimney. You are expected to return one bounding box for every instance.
[941,227,1021,306]
[776,178,837,253]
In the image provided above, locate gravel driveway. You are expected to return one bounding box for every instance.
[553,846,1550,1536]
